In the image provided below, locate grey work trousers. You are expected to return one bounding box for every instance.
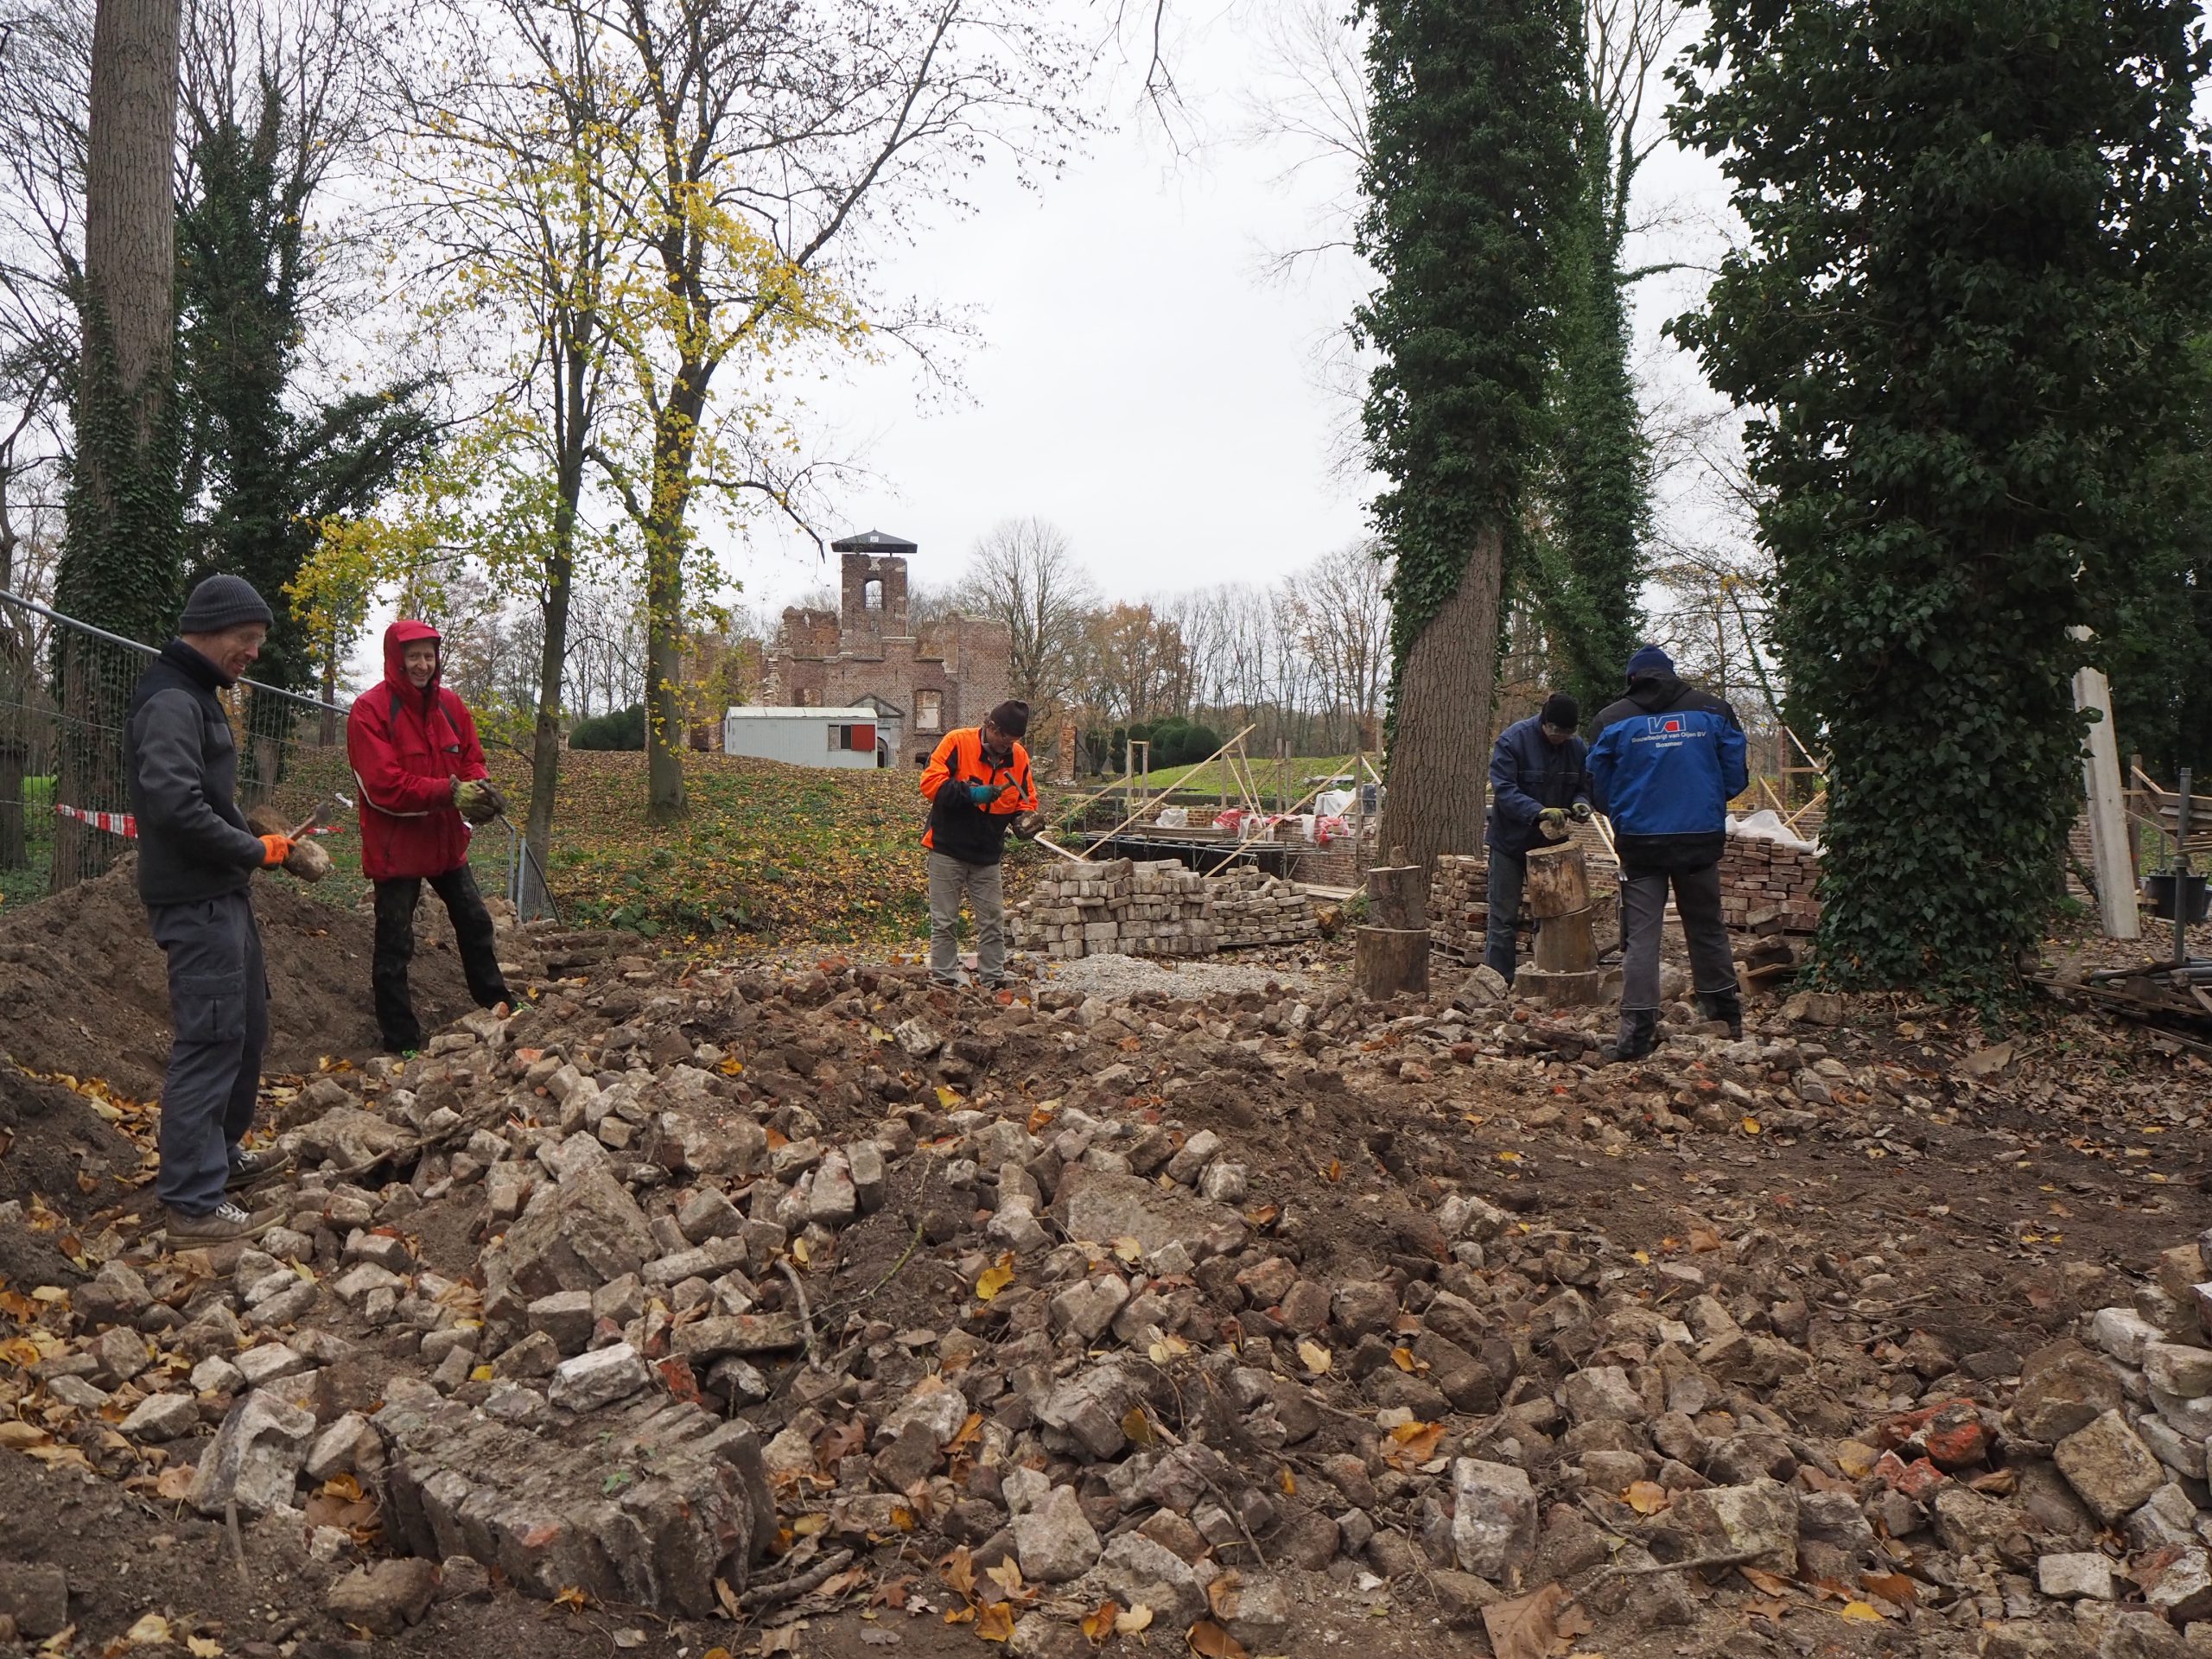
[1619,862,1736,1013]
[928,851,1006,986]
[1483,849,1526,983]
[148,889,269,1215]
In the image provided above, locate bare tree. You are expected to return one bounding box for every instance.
[952,517,1097,722]
[1281,538,1389,751]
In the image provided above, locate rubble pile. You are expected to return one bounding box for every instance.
[8,942,2210,1656]
[1016,859,1216,959]
[1718,836,1822,937]
[1205,871,1320,950]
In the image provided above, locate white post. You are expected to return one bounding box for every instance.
[2073,664,2139,940]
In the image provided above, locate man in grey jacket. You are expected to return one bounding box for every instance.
[125,575,297,1243]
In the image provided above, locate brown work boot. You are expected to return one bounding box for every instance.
[163,1200,275,1245]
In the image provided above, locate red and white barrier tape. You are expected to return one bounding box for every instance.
[55,805,343,841]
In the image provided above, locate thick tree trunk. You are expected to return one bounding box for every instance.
[1381,525,1505,877]
[83,0,181,454]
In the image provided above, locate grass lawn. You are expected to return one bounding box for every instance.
[1098,753,1362,802]
[488,749,934,949]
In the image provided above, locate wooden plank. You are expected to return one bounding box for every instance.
[2075,666,2139,941]
[1078,724,1256,858]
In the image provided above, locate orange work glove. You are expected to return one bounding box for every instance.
[258,834,294,868]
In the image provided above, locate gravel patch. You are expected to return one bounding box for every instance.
[1038,951,1319,1000]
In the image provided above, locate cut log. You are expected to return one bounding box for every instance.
[1532,911,1597,974]
[1364,863,1428,933]
[1513,967,1609,1007]
[1522,843,1591,918]
[1354,925,1430,999]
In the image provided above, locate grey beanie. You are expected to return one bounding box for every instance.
[179,574,274,634]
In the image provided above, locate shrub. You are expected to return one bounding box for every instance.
[569,704,646,751]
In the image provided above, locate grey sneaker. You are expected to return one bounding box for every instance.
[165,1200,275,1244]
[226,1147,293,1190]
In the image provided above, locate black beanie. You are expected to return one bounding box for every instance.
[988,699,1030,740]
[179,574,274,634]
[1541,692,1580,731]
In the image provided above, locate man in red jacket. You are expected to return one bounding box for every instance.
[347,620,514,1052]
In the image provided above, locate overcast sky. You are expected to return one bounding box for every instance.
[734,1,1743,616]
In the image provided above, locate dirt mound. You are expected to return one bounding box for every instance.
[0,861,474,1096]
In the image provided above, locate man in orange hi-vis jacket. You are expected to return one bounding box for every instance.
[919,699,1039,988]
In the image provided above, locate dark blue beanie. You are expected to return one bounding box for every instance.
[1625,644,1674,682]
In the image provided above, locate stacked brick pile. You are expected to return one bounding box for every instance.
[1717,836,1821,934]
[1014,859,1217,959]
[1428,854,1490,966]
[1209,871,1320,949]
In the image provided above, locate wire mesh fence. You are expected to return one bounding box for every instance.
[0,588,524,912]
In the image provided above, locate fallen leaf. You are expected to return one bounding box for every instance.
[0,1421,50,1449]
[187,1639,223,1658]
[1122,1406,1156,1448]
[1185,1621,1247,1659]
[986,1558,1026,1599]
[1111,1237,1144,1264]
[1116,1605,1154,1635]
[125,1613,171,1646]
[1278,1467,1296,1497]
[1206,1572,1242,1619]
[1860,1571,1919,1607]
[976,1601,1015,1643]
[940,1546,978,1600]
[1295,1339,1332,1374]
[1082,1599,1122,1643]
[1738,1566,1791,1597]
[1624,1480,1670,1516]
[554,1585,592,1611]
[1741,1116,1761,1135]
[1480,1582,1585,1659]
[975,1261,1015,1302]
[1323,1157,1342,1182]
[1838,1600,1886,1622]
[759,1627,805,1656]
[155,1464,195,1501]
[1390,1346,1419,1372]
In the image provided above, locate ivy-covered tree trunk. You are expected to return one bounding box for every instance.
[1534,98,1649,720]
[641,371,708,824]
[1356,0,1580,875]
[1672,0,2212,995]
[54,0,187,890]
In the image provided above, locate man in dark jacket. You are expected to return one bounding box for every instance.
[1586,645,1750,1059]
[919,700,1040,988]
[125,575,297,1244]
[347,619,513,1053]
[1483,692,1591,984]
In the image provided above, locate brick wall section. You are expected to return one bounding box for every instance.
[1715,837,1821,935]
[1428,833,1825,962]
[1014,861,1319,959]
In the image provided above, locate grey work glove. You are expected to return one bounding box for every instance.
[1537,807,1571,842]
[1570,801,1593,823]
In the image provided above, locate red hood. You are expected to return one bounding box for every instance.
[383,619,442,701]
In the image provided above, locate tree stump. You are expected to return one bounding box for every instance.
[1523,843,1591,918]
[1355,849,1431,997]
[1365,855,1429,933]
[1533,913,1598,974]
[1355,927,1430,999]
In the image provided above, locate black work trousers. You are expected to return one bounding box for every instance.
[372,865,511,1052]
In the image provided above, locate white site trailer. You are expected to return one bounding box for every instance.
[721,706,887,769]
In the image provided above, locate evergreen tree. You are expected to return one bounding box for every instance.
[1672,0,2212,995]
[175,79,434,697]
[1356,0,1580,873]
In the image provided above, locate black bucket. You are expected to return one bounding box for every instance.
[2144,872,2210,923]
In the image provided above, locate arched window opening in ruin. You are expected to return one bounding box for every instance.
[863,580,884,612]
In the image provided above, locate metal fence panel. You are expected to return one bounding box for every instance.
[1,589,518,912]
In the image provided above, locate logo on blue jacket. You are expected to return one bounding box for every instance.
[1637,714,1703,744]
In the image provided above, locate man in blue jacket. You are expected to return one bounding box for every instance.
[1483,692,1591,984]
[1586,645,1749,1059]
